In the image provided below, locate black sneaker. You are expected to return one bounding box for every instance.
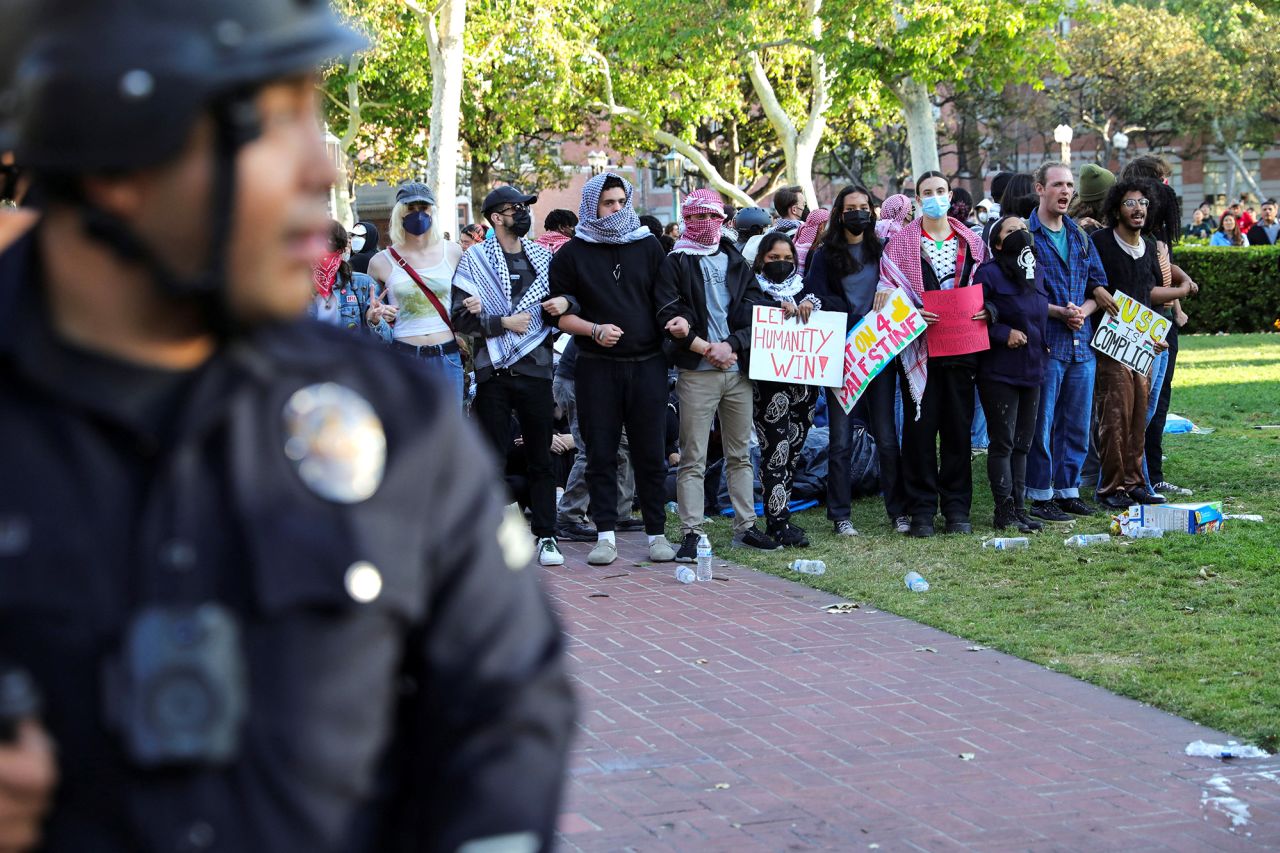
[944,518,973,534]
[1013,505,1044,532]
[908,518,935,538]
[1055,497,1096,516]
[1030,499,1071,522]
[770,523,810,547]
[674,532,699,563]
[1128,487,1167,505]
[616,516,646,532]
[732,526,782,551]
[555,521,597,542]
[1096,492,1132,510]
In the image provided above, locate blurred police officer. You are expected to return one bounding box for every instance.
[0,2,573,851]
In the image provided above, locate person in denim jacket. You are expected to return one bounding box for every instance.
[308,220,391,340]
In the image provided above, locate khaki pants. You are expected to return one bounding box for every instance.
[677,369,755,534]
[1094,356,1149,497]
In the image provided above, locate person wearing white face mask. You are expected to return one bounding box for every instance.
[348,219,380,273]
[874,171,989,537]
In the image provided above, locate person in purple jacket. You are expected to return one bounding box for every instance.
[975,217,1051,533]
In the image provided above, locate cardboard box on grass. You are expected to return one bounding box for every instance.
[1131,501,1225,535]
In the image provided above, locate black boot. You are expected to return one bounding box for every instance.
[993,497,1018,531]
[1013,502,1043,531]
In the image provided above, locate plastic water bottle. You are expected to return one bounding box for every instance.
[790,559,826,575]
[982,537,1029,550]
[1065,533,1111,547]
[675,566,696,584]
[695,534,714,582]
[904,571,929,592]
[1130,526,1164,539]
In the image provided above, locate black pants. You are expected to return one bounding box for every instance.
[473,372,557,537]
[575,354,668,534]
[900,362,975,522]
[753,380,817,528]
[977,378,1040,504]
[1145,323,1178,484]
[844,366,907,520]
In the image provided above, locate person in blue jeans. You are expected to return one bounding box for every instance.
[1024,162,1113,522]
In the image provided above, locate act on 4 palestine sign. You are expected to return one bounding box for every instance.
[1091,291,1171,377]
[837,288,925,413]
[748,307,845,387]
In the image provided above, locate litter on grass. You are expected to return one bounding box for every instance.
[1165,413,1214,434]
[1186,740,1271,759]
[1224,514,1264,522]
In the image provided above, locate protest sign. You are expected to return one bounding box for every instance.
[1090,290,1170,377]
[748,306,845,387]
[836,288,925,413]
[921,287,990,358]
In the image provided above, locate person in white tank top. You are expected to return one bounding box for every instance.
[367,181,466,405]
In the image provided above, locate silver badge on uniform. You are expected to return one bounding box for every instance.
[283,383,386,503]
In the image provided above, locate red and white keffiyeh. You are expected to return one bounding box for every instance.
[671,189,726,255]
[794,208,830,274]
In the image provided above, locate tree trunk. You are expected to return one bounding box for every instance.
[893,77,939,180]
[423,0,466,238]
[469,156,490,229]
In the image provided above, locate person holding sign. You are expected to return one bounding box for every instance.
[656,190,779,560]
[874,172,989,537]
[750,233,823,546]
[1088,180,1195,509]
[804,185,910,536]
[974,217,1050,533]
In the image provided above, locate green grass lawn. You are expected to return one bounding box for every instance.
[704,333,1280,750]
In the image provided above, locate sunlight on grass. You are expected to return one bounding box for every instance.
[710,333,1280,749]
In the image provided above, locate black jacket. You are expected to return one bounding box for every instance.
[974,258,1050,388]
[653,239,765,371]
[1091,229,1162,307]
[0,228,573,853]
[1246,222,1278,246]
[547,235,667,360]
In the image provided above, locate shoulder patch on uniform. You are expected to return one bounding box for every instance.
[283,383,386,503]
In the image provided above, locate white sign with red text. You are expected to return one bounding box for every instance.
[748,306,845,387]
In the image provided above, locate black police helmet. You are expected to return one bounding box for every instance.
[2,0,365,172]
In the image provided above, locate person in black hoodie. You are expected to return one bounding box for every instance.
[975,216,1050,533]
[348,219,380,274]
[544,173,677,566]
[655,189,777,559]
[803,184,909,536]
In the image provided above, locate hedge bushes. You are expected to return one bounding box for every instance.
[1171,245,1280,333]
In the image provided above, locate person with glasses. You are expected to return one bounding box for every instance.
[1089,181,1195,509]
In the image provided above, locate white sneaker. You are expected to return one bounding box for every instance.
[537,537,564,567]
[834,520,860,537]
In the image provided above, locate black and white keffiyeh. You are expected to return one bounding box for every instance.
[575,172,652,245]
[453,237,553,368]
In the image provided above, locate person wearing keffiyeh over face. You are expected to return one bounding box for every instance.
[452,184,565,567]
[544,173,677,566]
[655,189,778,559]
[873,171,989,538]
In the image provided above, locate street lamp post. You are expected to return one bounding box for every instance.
[587,150,608,177]
[664,149,684,225]
[1112,131,1129,166]
[1053,124,1073,168]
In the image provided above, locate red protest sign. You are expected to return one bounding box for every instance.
[921,286,990,358]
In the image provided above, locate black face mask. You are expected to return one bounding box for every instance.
[842,210,871,232]
[761,260,796,283]
[508,209,532,237]
[998,229,1036,281]
[799,206,810,221]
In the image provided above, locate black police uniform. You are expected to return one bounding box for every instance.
[0,228,575,852]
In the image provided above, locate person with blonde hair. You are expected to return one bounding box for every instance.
[367,181,466,404]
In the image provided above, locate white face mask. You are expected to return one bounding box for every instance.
[342,249,351,262]
[977,211,989,223]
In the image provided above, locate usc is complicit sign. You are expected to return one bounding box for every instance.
[1091,291,1170,377]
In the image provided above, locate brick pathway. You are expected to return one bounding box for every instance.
[548,534,1280,852]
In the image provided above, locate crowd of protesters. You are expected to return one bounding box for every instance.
[309,155,1225,566]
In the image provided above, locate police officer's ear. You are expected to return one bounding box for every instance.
[79,174,147,222]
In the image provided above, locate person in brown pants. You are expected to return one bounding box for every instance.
[1088,179,1194,509]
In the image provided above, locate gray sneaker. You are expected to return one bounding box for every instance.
[894,516,911,535]
[648,535,676,562]
[834,520,860,537]
[587,539,617,566]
